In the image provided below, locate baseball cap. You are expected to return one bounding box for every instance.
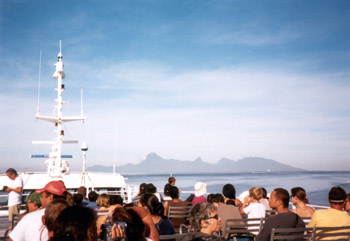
[35,180,67,196]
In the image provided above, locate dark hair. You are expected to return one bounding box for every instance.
[329,186,346,204]
[73,194,84,206]
[139,183,147,194]
[146,183,157,193]
[291,187,309,204]
[212,193,224,204]
[189,203,216,232]
[139,193,164,217]
[88,191,99,202]
[226,199,235,206]
[45,199,70,232]
[169,186,179,199]
[110,195,123,205]
[168,176,176,184]
[261,187,268,199]
[274,188,290,208]
[51,206,97,241]
[222,184,236,199]
[112,207,145,241]
[206,193,215,204]
[6,168,17,175]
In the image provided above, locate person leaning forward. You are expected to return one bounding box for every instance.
[5,168,23,222]
[9,180,67,241]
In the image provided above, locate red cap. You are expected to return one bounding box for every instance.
[35,181,67,196]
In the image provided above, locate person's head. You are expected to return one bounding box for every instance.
[345,193,350,212]
[66,192,74,206]
[52,206,97,241]
[269,188,289,209]
[211,193,225,205]
[73,193,84,206]
[139,193,164,217]
[222,184,236,199]
[261,187,268,199]
[6,168,18,180]
[27,191,42,212]
[111,207,145,241]
[146,183,157,194]
[109,195,124,206]
[169,186,180,199]
[328,186,346,207]
[249,187,263,201]
[291,187,309,204]
[206,193,215,204]
[36,181,67,208]
[88,191,99,202]
[96,193,110,208]
[77,186,87,198]
[44,199,70,234]
[194,182,207,197]
[168,176,176,185]
[139,183,147,194]
[189,203,221,235]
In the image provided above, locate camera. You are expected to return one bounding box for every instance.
[101,222,127,241]
[1,186,8,192]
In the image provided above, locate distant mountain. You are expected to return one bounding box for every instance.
[86,153,304,174]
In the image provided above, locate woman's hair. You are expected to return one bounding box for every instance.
[222,184,236,199]
[139,193,164,217]
[249,187,263,201]
[169,186,179,199]
[96,193,110,208]
[51,206,97,241]
[189,203,217,232]
[291,187,309,204]
[111,207,145,241]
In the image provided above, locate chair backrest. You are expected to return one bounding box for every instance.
[167,205,192,219]
[270,227,313,241]
[222,218,265,238]
[311,226,350,241]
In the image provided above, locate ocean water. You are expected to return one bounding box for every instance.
[124,171,350,207]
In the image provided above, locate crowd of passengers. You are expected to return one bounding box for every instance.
[6,175,350,241]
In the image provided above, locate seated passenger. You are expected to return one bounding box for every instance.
[164,176,176,201]
[241,187,266,235]
[345,193,350,213]
[290,187,314,217]
[164,186,188,232]
[211,193,242,237]
[308,186,350,239]
[181,203,225,241]
[256,188,305,241]
[49,206,97,241]
[222,183,243,207]
[86,191,99,209]
[191,182,207,206]
[96,193,110,211]
[260,187,271,211]
[139,193,175,236]
[44,199,70,239]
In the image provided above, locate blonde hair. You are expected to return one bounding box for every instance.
[249,187,263,201]
[96,193,110,208]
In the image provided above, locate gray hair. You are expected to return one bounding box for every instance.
[189,203,217,232]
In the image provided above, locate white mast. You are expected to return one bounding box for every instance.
[32,40,86,177]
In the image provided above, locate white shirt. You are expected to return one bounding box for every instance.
[10,208,48,241]
[8,176,23,206]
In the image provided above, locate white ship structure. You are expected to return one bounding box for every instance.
[0,42,137,204]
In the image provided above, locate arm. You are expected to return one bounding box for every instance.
[240,195,250,215]
[6,186,22,193]
[164,201,169,216]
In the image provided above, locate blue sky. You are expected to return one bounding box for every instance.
[0,0,349,171]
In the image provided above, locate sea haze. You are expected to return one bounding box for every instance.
[124,171,350,207]
[87,152,305,173]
